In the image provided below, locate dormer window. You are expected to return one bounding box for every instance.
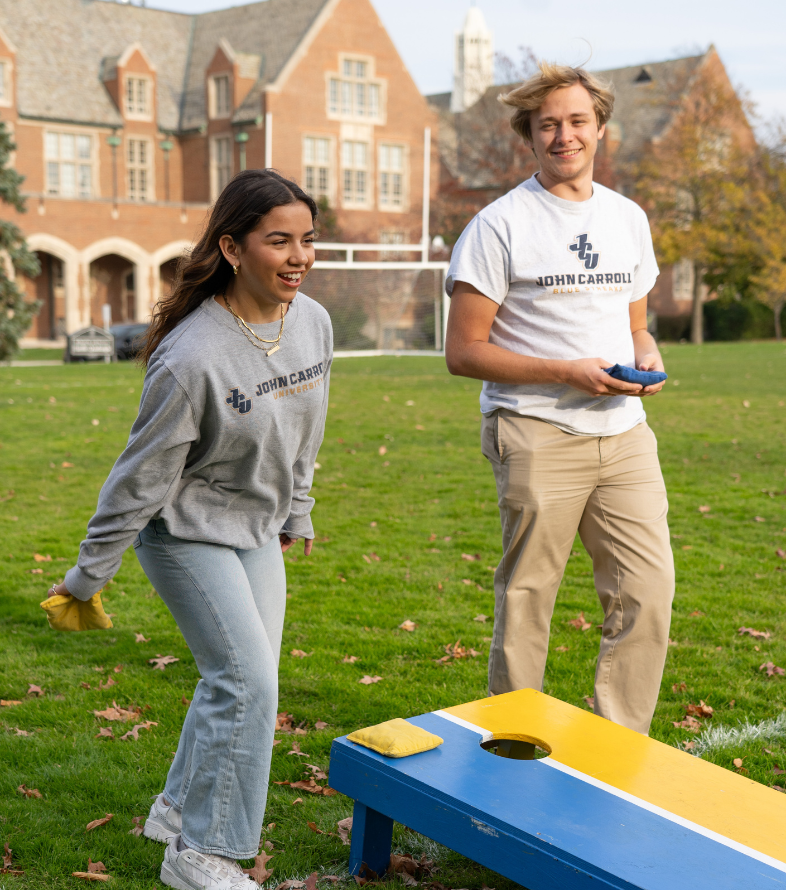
[125,75,152,119]
[209,74,232,119]
[327,56,384,123]
[0,59,11,107]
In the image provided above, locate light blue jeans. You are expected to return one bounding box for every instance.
[134,518,286,859]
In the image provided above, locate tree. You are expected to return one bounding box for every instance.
[748,149,786,340]
[0,121,40,360]
[635,60,754,344]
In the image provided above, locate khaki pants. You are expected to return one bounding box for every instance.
[481,411,675,734]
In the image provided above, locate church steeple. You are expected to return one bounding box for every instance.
[450,5,493,113]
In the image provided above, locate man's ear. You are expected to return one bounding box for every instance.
[597,122,606,140]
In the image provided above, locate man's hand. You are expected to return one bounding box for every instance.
[634,351,667,397]
[561,358,643,397]
[280,534,313,556]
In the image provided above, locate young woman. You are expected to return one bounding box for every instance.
[48,169,333,890]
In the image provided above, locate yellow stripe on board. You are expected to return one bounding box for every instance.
[444,689,786,865]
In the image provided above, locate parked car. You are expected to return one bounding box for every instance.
[110,323,149,361]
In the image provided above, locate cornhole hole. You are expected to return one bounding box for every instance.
[328,689,786,889]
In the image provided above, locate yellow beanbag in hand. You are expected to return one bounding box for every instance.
[40,593,113,632]
[347,717,443,758]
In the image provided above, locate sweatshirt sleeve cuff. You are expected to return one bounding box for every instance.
[281,514,314,540]
[64,565,109,601]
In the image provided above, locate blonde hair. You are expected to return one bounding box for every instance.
[499,61,615,143]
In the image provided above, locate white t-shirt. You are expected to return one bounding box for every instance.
[446,174,659,436]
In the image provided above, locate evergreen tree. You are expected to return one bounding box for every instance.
[0,121,40,360]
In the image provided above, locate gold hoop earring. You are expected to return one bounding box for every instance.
[233,264,239,276]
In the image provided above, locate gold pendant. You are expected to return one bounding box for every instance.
[266,344,280,357]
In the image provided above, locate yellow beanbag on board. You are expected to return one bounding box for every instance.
[40,593,113,632]
[347,718,443,758]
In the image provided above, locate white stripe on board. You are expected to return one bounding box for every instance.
[432,711,786,875]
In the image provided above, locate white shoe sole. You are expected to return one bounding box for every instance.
[144,815,181,843]
[160,861,195,890]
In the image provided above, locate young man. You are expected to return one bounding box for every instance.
[445,62,674,735]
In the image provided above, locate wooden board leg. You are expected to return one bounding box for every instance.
[348,800,394,877]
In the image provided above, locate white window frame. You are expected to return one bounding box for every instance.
[44,129,96,199]
[672,258,694,302]
[126,136,154,202]
[209,73,232,119]
[326,54,385,124]
[210,134,233,201]
[302,135,333,203]
[0,58,13,108]
[378,142,407,211]
[124,74,153,120]
[341,139,371,209]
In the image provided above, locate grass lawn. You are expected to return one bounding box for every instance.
[1,342,785,889]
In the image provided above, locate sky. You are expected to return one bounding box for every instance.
[144,0,786,127]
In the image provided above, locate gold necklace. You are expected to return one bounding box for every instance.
[223,295,285,357]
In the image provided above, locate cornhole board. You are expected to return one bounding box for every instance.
[328,689,786,889]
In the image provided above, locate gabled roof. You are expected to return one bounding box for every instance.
[427,50,711,187]
[0,0,330,132]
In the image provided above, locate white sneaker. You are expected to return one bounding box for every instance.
[143,793,183,843]
[160,836,259,890]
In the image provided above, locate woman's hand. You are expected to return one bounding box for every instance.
[279,534,313,556]
[47,582,71,598]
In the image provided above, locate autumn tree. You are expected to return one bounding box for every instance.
[635,61,755,344]
[0,121,40,360]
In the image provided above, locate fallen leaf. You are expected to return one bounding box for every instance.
[292,798,303,805]
[568,612,592,631]
[760,662,786,678]
[682,741,696,751]
[99,678,117,690]
[342,655,359,664]
[2,841,24,875]
[276,778,337,796]
[473,614,488,623]
[672,682,687,693]
[86,813,114,831]
[181,696,191,706]
[399,619,417,632]
[72,873,110,882]
[1,700,22,706]
[461,579,473,585]
[682,545,693,551]
[242,852,273,884]
[765,748,774,755]
[378,446,387,456]
[62,461,75,469]
[119,721,158,741]
[698,505,711,513]
[275,882,305,890]
[148,655,179,671]
[305,874,318,890]
[776,548,786,559]
[439,639,480,661]
[27,684,44,697]
[359,675,382,684]
[30,568,43,574]
[305,763,328,780]
[773,766,786,775]
[134,633,150,643]
[88,860,108,875]
[95,727,115,740]
[755,516,766,522]
[685,700,713,718]
[461,553,480,562]
[307,821,324,834]
[94,703,142,722]
[93,666,105,673]
[733,757,744,768]
[369,552,380,561]
[17,785,42,799]
[113,665,123,673]
[81,683,91,689]
[362,554,372,563]
[13,728,30,736]
[33,553,52,562]
[738,626,771,640]
[689,610,705,617]
[556,646,570,652]
[287,741,308,757]
[315,720,329,730]
[337,816,353,845]
[673,715,702,732]
[583,696,595,709]
[290,649,311,658]
[129,816,145,836]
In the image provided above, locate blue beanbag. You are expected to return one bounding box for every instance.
[604,364,668,386]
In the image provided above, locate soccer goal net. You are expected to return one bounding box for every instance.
[304,261,448,355]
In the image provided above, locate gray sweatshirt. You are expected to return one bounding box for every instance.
[64,294,332,601]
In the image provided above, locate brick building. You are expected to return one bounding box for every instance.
[0,0,437,341]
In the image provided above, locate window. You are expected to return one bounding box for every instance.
[127,138,152,201]
[210,74,231,118]
[211,136,233,199]
[380,229,405,260]
[45,131,93,198]
[303,136,331,201]
[0,60,9,105]
[328,57,383,121]
[125,76,151,118]
[341,140,368,206]
[672,258,694,302]
[378,143,405,209]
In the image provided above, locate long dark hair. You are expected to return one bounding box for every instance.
[139,169,318,365]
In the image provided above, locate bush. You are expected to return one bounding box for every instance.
[703,299,781,341]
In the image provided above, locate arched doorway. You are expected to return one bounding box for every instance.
[160,257,179,301]
[89,254,136,328]
[27,252,67,340]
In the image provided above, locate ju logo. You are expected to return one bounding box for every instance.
[226,387,252,415]
[568,234,600,270]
